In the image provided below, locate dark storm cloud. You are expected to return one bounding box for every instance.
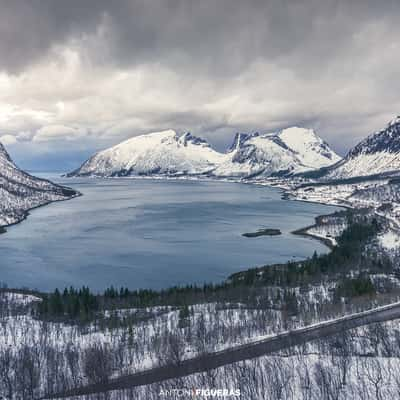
[1,0,398,75]
[0,0,105,72]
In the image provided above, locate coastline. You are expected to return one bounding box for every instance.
[291,223,336,250]
[0,189,82,234]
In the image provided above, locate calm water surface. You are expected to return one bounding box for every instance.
[0,176,339,291]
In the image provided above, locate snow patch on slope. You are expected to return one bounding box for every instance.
[379,230,400,250]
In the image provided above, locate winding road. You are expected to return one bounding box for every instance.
[40,301,400,399]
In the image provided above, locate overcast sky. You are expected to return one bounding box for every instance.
[1,0,400,171]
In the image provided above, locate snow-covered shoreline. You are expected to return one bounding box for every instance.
[0,189,81,233]
[0,141,80,232]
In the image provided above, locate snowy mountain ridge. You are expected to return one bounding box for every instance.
[0,141,77,227]
[69,127,341,178]
[214,127,341,178]
[321,116,400,180]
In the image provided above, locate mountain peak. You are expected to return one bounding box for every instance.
[69,129,224,177]
[278,126,316,138]
[277,127,322,145]
[214,126,340,178]
[277,127,340,162]
[150,129,177,137]
[323,116,400,180]
[178,132,209,147]
[228,133,258,152]
[348,117,400,158]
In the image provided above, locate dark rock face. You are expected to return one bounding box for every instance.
[309,117,400,181]
[228,133,259,152]
[348,117,400,157]
[179,132,209,147]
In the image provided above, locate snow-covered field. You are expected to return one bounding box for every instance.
[0,293,287,398]
[2,268,400,400]
[124,345,400,400]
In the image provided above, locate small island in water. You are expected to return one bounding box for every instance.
[242,228,282,238]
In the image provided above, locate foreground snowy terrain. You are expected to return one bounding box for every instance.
[0,141,77,228]
[2,281,400,400]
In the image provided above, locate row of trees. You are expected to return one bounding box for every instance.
[38,286,99,321]
[232,219,384,288]
[334,276,376,301]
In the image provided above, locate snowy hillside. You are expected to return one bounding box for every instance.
[214,127,341,178]
[68,130,225,177]
[323,116,400,180]
[0,141,77,227]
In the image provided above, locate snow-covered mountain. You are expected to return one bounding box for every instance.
[68,130,225,177]
[69,127,340,179]
[322,116,400,180]
[213,127,341,178]
[0,141,77,228]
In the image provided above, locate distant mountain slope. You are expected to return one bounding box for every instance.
[321,116,400,180]
[213,127,341,178]
[68,130,225,177]
[0,141,77,227]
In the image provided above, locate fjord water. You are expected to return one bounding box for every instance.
[0,176,339,292]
